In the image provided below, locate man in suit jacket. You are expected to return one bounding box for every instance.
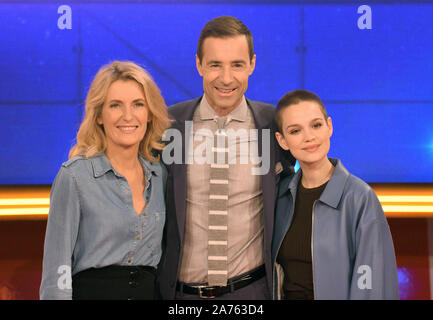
[158,16,294,300]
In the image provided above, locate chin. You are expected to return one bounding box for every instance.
[112,140,142,150]
[215,98,236,108]
[298,154,327,166]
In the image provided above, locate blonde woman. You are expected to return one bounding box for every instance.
[40,61,169,300]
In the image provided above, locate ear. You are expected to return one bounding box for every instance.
[196,54,203,76]
[249,54,256,75]
[275,131,289,151]
[327,116,333,138]
[97,114,103,126]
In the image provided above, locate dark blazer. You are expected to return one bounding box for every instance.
[157,96,294,299]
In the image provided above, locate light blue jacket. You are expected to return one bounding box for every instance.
[272,158,399,300]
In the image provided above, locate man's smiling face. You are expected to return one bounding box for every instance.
[196,35,256,116]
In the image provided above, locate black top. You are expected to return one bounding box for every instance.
[277,179,328,300]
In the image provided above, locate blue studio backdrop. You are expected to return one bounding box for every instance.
[0,0,432,184]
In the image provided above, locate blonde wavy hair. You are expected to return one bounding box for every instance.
[69,61,169,162]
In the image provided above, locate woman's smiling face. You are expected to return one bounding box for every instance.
[97,79,150,153]
[275,100,333,166]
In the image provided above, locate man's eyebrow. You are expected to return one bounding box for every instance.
[206,60,221,64]
[205,60,247,64]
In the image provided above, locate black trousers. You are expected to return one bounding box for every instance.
[72,265,157,300]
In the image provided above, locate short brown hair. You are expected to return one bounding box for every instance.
[275,89,328,133]
[69,61,169,162]
[196,16,254,63]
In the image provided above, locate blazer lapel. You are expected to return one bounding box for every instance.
[169,97,201,244]
[246,99,277,255]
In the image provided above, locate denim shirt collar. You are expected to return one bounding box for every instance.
[90,153,160,179]
[278,158,350,209]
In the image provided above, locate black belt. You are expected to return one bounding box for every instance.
[176,265,265,298]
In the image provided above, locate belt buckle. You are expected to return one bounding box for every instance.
[197,285,216,299]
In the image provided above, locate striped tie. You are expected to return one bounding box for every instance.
[208,116,229,286]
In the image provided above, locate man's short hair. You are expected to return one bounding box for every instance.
[275,89,328,134]
[196,16,254,63]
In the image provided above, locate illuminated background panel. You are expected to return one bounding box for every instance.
[0,4,81,184]
[78,3,302,105]
[0,4,80,102]
[0,3,302,185]
[0,105,79,185]
[304,4,433,101]
[303,4,433,182]
[327,103,433,182]
[1,3,432,184]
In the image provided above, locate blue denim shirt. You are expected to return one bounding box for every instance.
[40,153,167,300]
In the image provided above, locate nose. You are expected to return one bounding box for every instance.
[122,105,133,121]
[220,66,234,84]
[304,128,316,142]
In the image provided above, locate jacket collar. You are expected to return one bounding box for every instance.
[90,153,159,178]
[278,158,350,209]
